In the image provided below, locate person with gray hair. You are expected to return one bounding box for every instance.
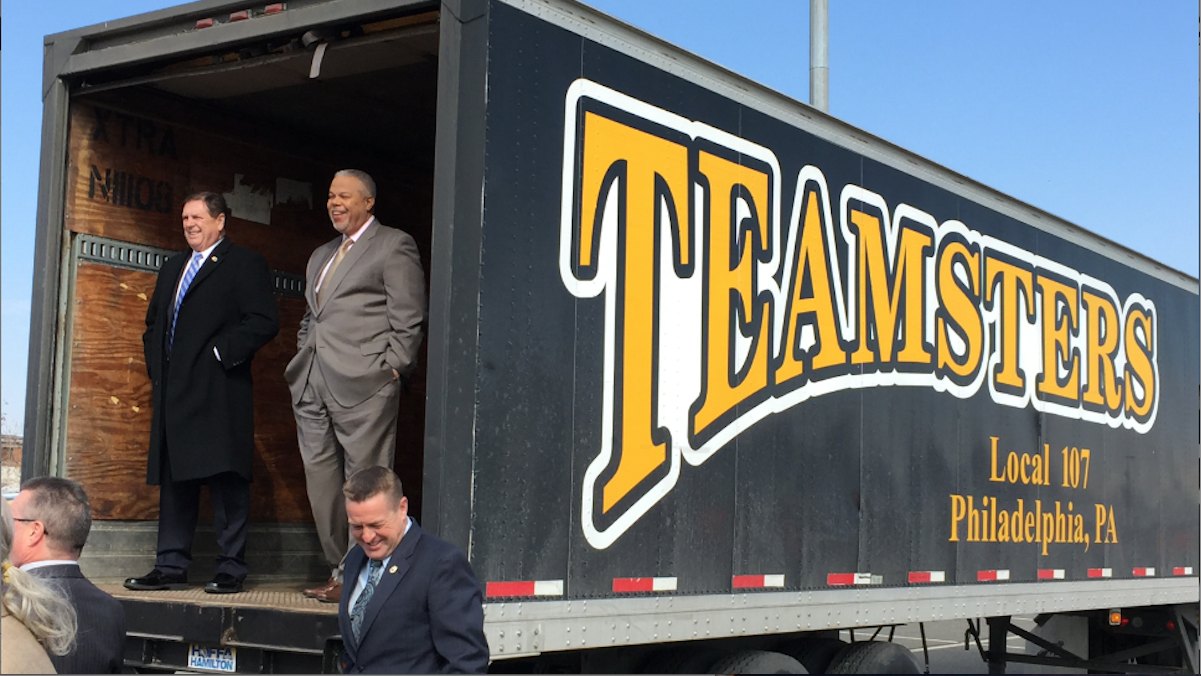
[12,477,126,673]
[2,496,76,674]
[286,169,427,603]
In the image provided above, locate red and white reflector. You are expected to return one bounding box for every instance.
[1087,568,1113,578]
[907,571,945,584]
[195,18,215,29]
[229,10,251,21]
[1037,569,1065,580]
[484,579,564,598]
[613,577,677,593]
[977,569,1010,582]
[1133,567,1156,577]
[732,574,785,589]
[263,3,286,13]
[827,572,875,586]
[1173,567,1194,576]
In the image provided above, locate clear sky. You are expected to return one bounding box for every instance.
[2,0,1197,434]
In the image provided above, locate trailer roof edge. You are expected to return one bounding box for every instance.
[502,0,1199,293]
[44,0,439,85]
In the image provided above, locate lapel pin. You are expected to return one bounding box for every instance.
[389,566,398,574]
[211,256,218,262]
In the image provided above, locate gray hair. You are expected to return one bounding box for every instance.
[20,476,93,556]
[334,169,377,200]
[2,499,78,656]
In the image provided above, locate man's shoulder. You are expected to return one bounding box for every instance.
[411,527,468,564]
[73,571,121,600]
[368,221,416,245]
[31,565,121,601]
[220,241,268,264]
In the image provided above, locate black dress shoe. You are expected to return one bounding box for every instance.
[124,569,188,591]
[205,573,244,594]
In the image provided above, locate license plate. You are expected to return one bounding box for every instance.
[187,644,237,673]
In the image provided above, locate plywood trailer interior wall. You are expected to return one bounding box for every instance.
[61,10,440,524]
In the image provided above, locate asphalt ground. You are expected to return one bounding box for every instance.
[843,616,1043,674]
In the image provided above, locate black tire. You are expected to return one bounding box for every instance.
[708,649,808,674]
[825,641,920,674]
[780,636,848,673]
[641,646,724,674]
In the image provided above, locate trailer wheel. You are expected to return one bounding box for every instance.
[825,641,920,674]
[640,646,724,673]
[708,649,807,674]
[780,636,848,673]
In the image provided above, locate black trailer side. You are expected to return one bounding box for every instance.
[468,0,1198,598]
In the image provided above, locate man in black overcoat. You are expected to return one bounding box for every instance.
[124,191,279,594]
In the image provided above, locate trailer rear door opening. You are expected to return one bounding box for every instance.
[55,7,441,564]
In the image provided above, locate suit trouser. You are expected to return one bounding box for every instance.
[155,455,251,580]
[294,361,401,579]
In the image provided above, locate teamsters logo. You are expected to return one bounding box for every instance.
[558,79,1159,550]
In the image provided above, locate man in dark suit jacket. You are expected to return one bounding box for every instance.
[337,466,488,674]
[125,191,279,594]
[10,477,127,673]
[285,169,427,603]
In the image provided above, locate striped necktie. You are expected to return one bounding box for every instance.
[351,558,383,642]
[168,252,204,352]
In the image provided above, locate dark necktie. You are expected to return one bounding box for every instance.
[351,558,383,642]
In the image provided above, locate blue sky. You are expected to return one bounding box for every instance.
[2,0,1197,433]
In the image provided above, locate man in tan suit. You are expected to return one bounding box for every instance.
[285,169,427,602]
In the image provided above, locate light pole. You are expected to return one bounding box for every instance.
[810,0,828,112]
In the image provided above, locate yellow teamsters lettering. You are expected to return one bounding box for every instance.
[560,80,1160,549]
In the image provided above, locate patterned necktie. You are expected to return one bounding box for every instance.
[317,238,354,306]
[168,252,204,352]
[351,558,383,642]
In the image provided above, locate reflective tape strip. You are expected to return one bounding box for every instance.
[827,573,875,586]
[1173,567,1194,576]
[485,580,564,598]
[977,569,1010,582]
[907,571,945,583]
[651,577,677,591]
[1133,567,1156,577]
[1037,569,1065,580]
[732,574,786,589]
[534,580,565,595]
[613,577,677,593]
[1087,568,1113,578]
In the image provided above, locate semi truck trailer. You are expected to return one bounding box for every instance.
[23,0,1199,672]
